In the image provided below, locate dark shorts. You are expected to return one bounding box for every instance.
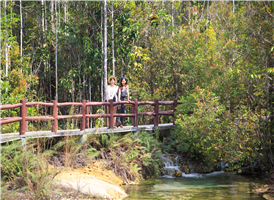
[113,97,117,106]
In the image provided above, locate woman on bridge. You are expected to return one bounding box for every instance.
[117,77,130,128]
[107,76,119,128]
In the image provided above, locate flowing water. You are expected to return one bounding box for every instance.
[123,172,265,200]
[123,158,266,199]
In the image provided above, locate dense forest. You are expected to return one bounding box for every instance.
[1,0,274,172]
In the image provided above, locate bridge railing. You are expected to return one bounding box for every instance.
[0,99,180,135]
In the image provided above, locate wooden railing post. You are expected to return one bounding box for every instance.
[109,99,114,129]
[173,99,178,125]
[52,100,58,134]
[81,100,86,131]
[86,100,89,128]
[105,100,108,127]
[154,99,159,127]
[134,99,138,128]
[25,106,28,132]
[131,103,135,126]
[20,100,26,135]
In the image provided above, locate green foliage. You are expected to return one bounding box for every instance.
[1,140,59,199]
[95,109,105,129]
[175,88,264,169]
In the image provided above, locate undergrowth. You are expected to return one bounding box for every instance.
[1,130,165,199]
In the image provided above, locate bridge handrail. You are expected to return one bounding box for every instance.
[0,99,180,135]
[0,103,22,110]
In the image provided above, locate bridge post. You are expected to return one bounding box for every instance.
[154,99,159,127]
[52,100,58,134]
[173,99,178,125]
[86,100,89,128]
[105,100,109,127]
[109,99,114,129]
[20,100,26,135]
[131,103,135,126]
[81,100,86,131]
[134,99,138,128]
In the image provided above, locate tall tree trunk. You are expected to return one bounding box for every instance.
[246,1,249,20]
[206,0,209,30]
[171,0,174,36]
[51,1,54,31]
[64,0,67,23]
[55,0,58,101]
[42,0,44,32]
[45,1,47,31]
[20,0,23,70]
[4,0,8,82]
[101,4,104,103]
[112,2,115,76]
[103,0,108,100]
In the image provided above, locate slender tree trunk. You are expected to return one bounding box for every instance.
[4,0,8,81]
[42,0,44,32]
[206,0,209,30]
[64,0,67,23]
[246,1,249,20]
[104,0,108,100]
[20,0,23,70]
[112,2,115,76]
[55,0,58,101]
[101,4,104,103]
[171,0,174,36]
[45,1,47,31]
[51,1,54,31]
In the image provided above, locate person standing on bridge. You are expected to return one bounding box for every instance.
[117,77,130,128]
[107,76,119,128]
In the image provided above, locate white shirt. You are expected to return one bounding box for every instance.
[106,85,118,101]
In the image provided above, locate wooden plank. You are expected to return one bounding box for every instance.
[113,113,135,117]
[57,102,83,107]
[57,115,82,120]
[1,117,22,125]
[26,102,54,107]
[138,112,156,116]
[86,101,110,106]
[138,101,155,105]
[26,116,54,121]
[159,101,174,105]
[86,114,110,118]
[159,110,174,115]
[0,103,22,110]
[0,123,176,144]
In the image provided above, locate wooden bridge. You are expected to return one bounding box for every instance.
[0,99,180,144]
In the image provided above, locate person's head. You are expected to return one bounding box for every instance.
[108,76,117,85]
[119,77,128,88]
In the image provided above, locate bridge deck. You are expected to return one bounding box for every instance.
[0,123,175,144]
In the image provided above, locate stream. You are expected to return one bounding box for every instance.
[123,172,265,199]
